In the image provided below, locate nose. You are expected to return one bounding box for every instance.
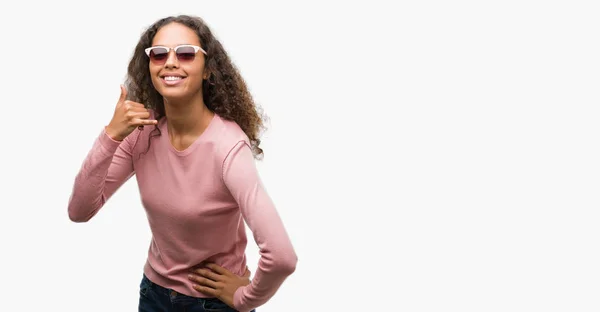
[164,49,179,68]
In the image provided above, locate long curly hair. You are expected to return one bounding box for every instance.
[124,15,266,159]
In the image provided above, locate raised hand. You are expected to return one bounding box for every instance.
[105,85,157,141]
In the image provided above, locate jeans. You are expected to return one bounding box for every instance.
[138,274,255,312]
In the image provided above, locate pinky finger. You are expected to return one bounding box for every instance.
[134,119,158,130]
[133,119,158,126]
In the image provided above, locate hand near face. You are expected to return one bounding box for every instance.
[188,263,251,308]
[105,85,158,141]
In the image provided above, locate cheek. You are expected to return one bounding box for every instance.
[183,65,205,83]
[150,77,160,91]
[148,65,162,87]
[189,58,206,75]
[149,64,161,77]
[186,63,205,76]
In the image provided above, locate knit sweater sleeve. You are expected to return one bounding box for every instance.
[67,128,138,222]
[223,141,297,312]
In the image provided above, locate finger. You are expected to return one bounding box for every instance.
[192,284,218,296]
[130,118,158,126]
[193,268,223,282]
[119,85,127,103]
[204,263,230,275]
[125,111,151,120]
[124,100,146,110]
[243,268,251,278]
[188,273,220,289]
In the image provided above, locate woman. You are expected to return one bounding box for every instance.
[67,15,297,312]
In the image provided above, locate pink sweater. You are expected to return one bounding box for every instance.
[68,113,297,312]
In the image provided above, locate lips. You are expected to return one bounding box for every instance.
[163,76,183,81]
[160,74,186,86]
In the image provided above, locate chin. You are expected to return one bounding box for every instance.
[153,84,183,97]
[161,91,187,101]
[163,89,201,103]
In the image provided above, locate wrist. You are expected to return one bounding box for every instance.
[104,126,124,142]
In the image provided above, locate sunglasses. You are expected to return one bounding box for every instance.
[144,45,207,64]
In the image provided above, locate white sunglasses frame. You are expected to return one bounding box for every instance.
[144,44,207,58]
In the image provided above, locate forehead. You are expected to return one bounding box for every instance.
[152,22,201,47]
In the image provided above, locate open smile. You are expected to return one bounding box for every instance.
[160,75,187,86]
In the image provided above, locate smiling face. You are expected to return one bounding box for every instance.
[148,22,208,101]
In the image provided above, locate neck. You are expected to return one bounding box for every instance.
[163,94,214,137]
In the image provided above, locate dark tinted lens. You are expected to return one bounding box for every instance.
[149,47,169,62]
[176,46,196,61]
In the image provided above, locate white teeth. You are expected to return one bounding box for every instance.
[164,76,182,81]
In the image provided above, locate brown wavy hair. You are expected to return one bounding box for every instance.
[124,15,266,159]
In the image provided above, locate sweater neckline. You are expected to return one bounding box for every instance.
[160,113,219,156]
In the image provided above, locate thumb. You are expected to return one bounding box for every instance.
[243,267,251,278]
[119,84,128,103]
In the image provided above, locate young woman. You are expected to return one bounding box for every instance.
[67,15,297,312]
